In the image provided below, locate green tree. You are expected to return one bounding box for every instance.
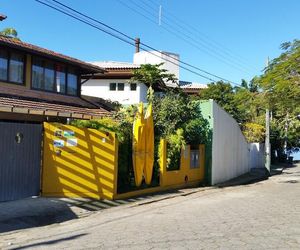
[130,63,177,103]
[198,80,265,141]
[199,81,234,111]
[0,27,20,40]
[259,39,300,154]
[153,91,210,170]
[241,79,248,89]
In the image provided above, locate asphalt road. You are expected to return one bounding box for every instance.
[1,164,300,249]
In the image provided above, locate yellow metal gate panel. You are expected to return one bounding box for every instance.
[42,122,118,200]
[159,139,205,187]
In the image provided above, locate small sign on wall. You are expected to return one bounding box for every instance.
[64,130,75,138]
[54,130,62,137]
[66,138,77,147]
[53,139,64,147]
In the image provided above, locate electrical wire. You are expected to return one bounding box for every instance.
[35,0,241,85]
[121,0,254,74]
[147,0,258,72]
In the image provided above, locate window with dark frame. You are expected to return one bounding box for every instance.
[0,49,8,81]
[109,83,116,91]
[67,67,78,96]
[55,64,66,94]
[117,83,124,91]
[130,83,137,91]
[0,48,24,84]
[31,56,78,96]
[110,82,126,91]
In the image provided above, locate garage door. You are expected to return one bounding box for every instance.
[0,122,42,201]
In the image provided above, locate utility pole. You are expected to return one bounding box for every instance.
[265,57,271,173]
[265,109,271,173]
[283,112,289,157]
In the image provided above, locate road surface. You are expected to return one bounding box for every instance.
[1,164,300,249]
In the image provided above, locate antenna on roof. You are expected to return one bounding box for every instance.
[158,5,162,26]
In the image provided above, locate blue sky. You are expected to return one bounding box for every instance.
[0,0,299,85]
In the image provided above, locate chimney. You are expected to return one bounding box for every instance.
[135,38,140,53]
[0,14,7,21]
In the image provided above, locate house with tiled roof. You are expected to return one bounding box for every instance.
[179,81,208,96]
[82,39,180,105]
[0,34,115,202]
[82,61,148,105]
[0,35,112,122]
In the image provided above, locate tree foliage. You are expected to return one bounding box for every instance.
[153,91,210,170]
[0,27,20,40]
[198,39,300,156]
[259,39,300,153]
[130,63,178,103]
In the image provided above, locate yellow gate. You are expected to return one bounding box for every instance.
[42,122,118,200]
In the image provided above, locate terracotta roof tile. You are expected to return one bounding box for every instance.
[0,96,109,119]
[90,61,141,70]
[0,35,105,74]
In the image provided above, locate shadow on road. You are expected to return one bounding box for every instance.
[12,233,87,249]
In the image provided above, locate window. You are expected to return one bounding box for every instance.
[32,58,44,89]
[117,83,124,91]
[190,145,200,169]
[130,83,137,91]
[0,49,8,81]
[44,61,55,91]
[9,53,24,84]
[67,67,78,96]
[32,57,78,96]
[0,48,24,84]
[55,65,66,94]
[109,83,116,91]
[110,82,125,91]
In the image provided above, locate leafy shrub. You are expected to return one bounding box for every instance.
[166,129,185,170]
[242,122,265,143]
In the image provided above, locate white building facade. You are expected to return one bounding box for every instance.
[82,78,148,105]
[81,61,149,105]
[82,41,208,104]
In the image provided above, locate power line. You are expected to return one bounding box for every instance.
[35,0,241,85]
[147,0,258,72]
[36,0,217,82]
[117,0,252,75]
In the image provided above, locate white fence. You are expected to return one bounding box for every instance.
[211,102,250,185]
[249,143,265,169]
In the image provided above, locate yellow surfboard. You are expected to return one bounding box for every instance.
[132,103,146,187]
[144,103,154,185]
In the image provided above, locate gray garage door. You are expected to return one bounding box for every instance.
[0,122,42,201]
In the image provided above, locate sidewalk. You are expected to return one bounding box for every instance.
[0,163,290,234]
[217,168,269,188]
[0,187,213,234]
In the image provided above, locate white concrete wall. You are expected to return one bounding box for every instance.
[81,79,148,105]
[133,51,180,80]
[211,102,250,185]
[249,143,265,169]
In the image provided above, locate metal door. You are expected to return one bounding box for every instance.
[0,122,42,201]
